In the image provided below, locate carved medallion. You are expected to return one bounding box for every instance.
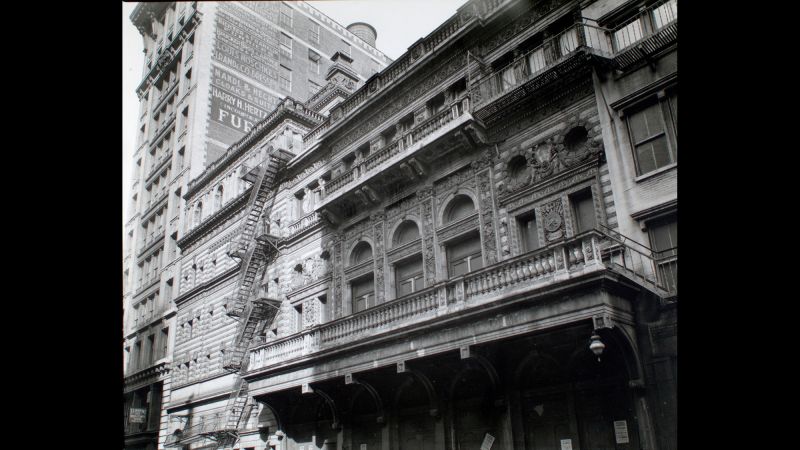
[544,211,562,232]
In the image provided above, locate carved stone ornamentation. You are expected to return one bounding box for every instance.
[434,166,475,197]
[332,235,344,319]
[540,198,565,242]
[421,197,436,284]
[373,217,386,304]
[476,170,498,265]
[302,298,320,328]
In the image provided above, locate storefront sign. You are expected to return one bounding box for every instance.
[560,439,573,450]
[614,420,630,444]
[129,408,147,423]
[480,433,495,450]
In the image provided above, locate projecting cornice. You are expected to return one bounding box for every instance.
[176,188,251,250]
[130,2,170,37]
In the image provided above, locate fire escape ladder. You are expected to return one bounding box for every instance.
[214,148,295,448]
[226,149,293,318]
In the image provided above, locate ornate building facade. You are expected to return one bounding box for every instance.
[123,3,390,450]
[126,0,678,449]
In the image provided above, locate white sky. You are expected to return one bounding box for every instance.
[122,0,469,233]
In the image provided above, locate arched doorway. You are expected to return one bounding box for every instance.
[349,386,383,450]
[394,375,437,450]
[448,363,504,450]
[515,327,639,450]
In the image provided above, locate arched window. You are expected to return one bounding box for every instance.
[214,185,223,210]
[445,194,475,223]
[393,220,420,246]
[194,202,203,227]
[350,241,373,265]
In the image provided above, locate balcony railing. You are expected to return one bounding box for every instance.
[249,228,673,372]
[612,0,676,53]
[596,223,676,295]
[287,211,321,238]
[471,23,613,110]
[324,96,470,198]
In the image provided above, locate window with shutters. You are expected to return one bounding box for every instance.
[625,89,677,175]
[648,214,677,293]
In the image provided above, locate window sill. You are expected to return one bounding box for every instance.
[634,162,677,183]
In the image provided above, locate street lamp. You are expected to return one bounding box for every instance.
[589,332,605,362]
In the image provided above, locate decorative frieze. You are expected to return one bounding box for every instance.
[498,111,604,196]
[434,165,475,198]
[502,163,599,211]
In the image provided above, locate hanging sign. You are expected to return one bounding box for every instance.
[614,420,630,444]
[480,433,495,450]
[129,408,147,423]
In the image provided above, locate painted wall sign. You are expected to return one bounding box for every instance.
[212,3,280,86]
[480,433,495,450]
[129,407,147,423]
[614,420,630,444]
[207,3,285,162]
[560,439,573,450]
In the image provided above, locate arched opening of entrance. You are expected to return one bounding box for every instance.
[513,327,639,450]
[448,364,504,450]
[394,375,437,450]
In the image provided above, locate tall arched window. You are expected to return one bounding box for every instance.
[443,195,482,276]
[214,185,223,210]
[349,241,375,313]
[445,194,476,223]
[392,220,423,298]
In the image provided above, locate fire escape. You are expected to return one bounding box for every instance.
[165,148,293,449]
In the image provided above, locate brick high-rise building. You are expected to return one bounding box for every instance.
[122,3,390,450]
[125,0,677,449]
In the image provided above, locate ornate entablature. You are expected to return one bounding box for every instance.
[135,7,202,97]
[177,188,251,252]
[124,361,171,393]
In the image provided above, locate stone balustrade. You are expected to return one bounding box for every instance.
[287,211,321,238]
[247,231,611,373]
